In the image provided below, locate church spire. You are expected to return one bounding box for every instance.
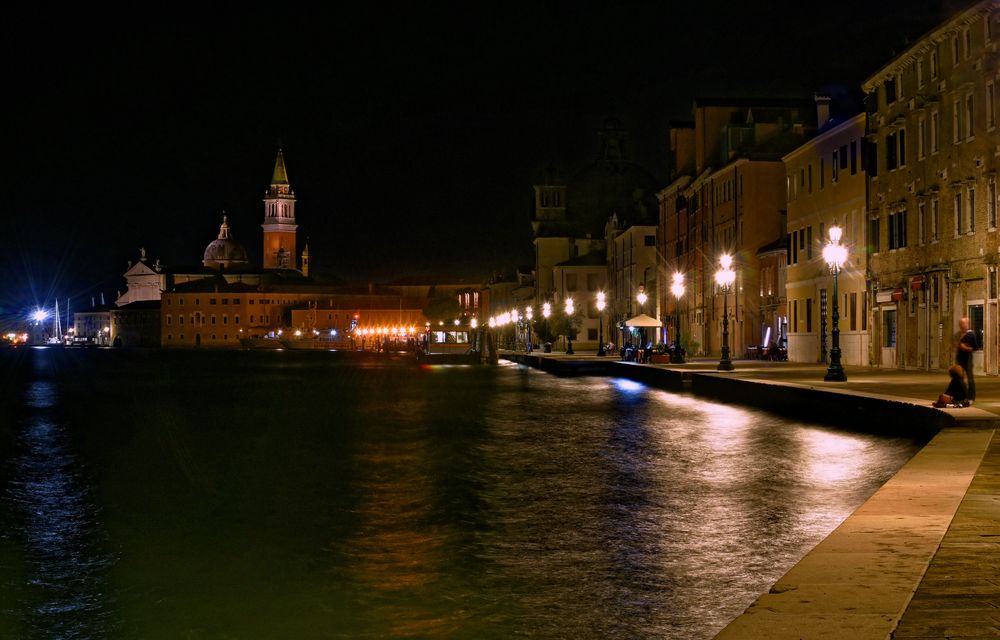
[262,149,298,270]
[271,148,289,185]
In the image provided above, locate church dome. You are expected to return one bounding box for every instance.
[567,158,660,236]
[566,115,661,237]
[203,216,249,269]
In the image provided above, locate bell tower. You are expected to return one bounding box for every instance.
[262,149,298,269]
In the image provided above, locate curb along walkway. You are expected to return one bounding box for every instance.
[500,353,999,639]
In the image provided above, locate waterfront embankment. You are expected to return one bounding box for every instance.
[501,353,1000,639]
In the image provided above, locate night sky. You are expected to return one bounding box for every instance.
[4,1,953,326]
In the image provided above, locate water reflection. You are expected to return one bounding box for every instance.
[0,351,921,639]
[3,376,116,639]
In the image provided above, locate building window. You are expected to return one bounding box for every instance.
[819,158,825,189]
[850,141,857,174]
[210,298,217,305]
[179,316,184,325]
[586,273,599,291]
[917,116,926,159]
[223,315,228,325]
[870,217,881,254]
[566,274,578,292]
[987,13,995,41]
[888,209,907,250]
[793,300,798,332]
[918,201,926,244]
[963,26,971,59]
[807,226,813,260]
[967,186,976,233]
[916,58,924,88]
[930,48,939,78]
[965,94,974,138]
[588,328,598,341]
[850,292,857,331]
[989,178,997,229]
[930,110,940,153]
[955,191,964,236]
[644,235,655,246]
[862,294,868,331]
[806,298,813,333]
[884,76,897,103]
[953,99,962,143]
[832,149,839,182]
[211,315,217,325]
[952,34,960,66]
[988,80,997,130]
[886,132,897,170]
[250,315,254,323]
[808,164,813,192]
[883,310,897,348]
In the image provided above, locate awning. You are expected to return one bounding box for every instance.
[624,313,663,328]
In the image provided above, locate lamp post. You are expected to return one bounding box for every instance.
[511,308,520,351]
[542,302,551,352]
[636,288,648,348]
[596,291,606,356]
[670,272,686,364]
[525,306,533,352]
[564,297,575,355]
[714,254,736,371]
[823,224,849,381]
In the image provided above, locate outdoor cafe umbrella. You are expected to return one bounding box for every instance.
[625,313,662,347]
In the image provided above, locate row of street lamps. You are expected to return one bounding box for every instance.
[483,224,848,379]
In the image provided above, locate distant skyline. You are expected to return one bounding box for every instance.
[3,1,952,324]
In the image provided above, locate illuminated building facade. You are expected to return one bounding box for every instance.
[862,1,998,374]
[783,113,869,365]
[659,98,814,357]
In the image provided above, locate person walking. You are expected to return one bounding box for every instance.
[955,316,978,403]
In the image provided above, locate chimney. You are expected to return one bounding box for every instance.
[814,94,831,131]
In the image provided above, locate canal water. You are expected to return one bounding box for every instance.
[0,348,924,639]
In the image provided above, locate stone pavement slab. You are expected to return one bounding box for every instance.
[890,429,1000,639]
[714,428,994,640]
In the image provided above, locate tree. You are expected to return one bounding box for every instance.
[423,296,461,324]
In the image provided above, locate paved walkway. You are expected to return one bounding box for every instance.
[503,354,1000,638]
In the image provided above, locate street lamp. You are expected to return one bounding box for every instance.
[822,224,849,382]
[670,273,686,364]
[636,288,648,350]
[564,297,575,355]
[542,302,551,352]
[511,309,520,351]
[714,254,736,371]
[525,306,533,352]
[596,291,606,356]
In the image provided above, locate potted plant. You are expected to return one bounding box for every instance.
[650,342,672,364]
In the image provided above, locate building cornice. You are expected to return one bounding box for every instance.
[782,113,867,162]
[862,1,998,91]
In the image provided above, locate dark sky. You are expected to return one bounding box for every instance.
[3,1,952,324]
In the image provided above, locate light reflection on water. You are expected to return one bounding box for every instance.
[0,351,922,639]
[1,357,117,639]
